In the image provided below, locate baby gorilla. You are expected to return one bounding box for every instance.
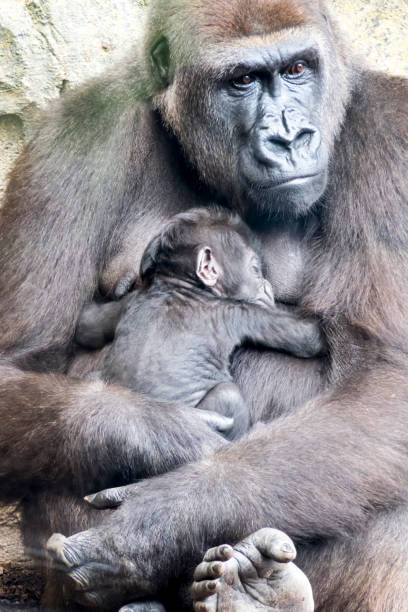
[76,208,324,439]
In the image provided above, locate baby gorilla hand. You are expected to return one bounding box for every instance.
[192,528,314,611]
[288,318,327,359]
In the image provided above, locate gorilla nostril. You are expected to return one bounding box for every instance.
[293,130,314,150]
[258,125,318,160]
[267,134,293,148]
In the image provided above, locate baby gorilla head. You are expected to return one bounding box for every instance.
[139,207,275,307]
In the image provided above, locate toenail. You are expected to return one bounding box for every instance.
[281,543,294,554]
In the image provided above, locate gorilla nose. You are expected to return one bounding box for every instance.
[259,109,317,157]
[265,126,316,151]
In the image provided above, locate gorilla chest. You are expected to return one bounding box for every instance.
[102,215,311,306]
[256,223,310,305]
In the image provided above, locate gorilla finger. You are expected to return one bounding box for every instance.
[195,409,234,433]
[203,544,233,562]
[114,274,137,298]
[47,531,117,587]
[62,581,104,610]
[85,485,133,508]
[47,533,80,569]
[68,588,110,610]
[193,561,225,581]
[67,579,136,611]
[191,579,220,600]
[293,321,327,359]
[119,602,166,612]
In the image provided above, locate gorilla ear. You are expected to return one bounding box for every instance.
[150,36,170,86]
[196,247,220,287]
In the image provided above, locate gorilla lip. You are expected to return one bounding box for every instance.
[249,173,320,190]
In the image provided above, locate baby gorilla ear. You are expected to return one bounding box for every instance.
[196,246,220,287]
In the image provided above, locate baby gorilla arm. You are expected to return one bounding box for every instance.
[75,299,235,437]
[225,302,326,359]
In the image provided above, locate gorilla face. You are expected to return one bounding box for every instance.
[217,40,329,217]
[157,23,345,219]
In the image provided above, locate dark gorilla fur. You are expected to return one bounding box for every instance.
[0,0,408,610]
[75,207,325,441]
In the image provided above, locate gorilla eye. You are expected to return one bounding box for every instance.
[284,61,308,78]
[232,74,256,88]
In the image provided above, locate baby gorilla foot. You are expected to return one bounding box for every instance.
[191,528,313,612]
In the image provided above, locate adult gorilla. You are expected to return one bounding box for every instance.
[0,0,408,610]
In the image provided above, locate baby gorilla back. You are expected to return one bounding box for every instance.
[100,284,251,439]
[103,287,234,407]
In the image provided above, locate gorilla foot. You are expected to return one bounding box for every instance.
[191,528,314,612]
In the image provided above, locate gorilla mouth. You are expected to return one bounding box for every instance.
[249,173,321,190]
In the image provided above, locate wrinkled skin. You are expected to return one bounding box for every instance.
[191,529,314,612]
[0,0,408,611]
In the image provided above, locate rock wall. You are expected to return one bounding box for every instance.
[0,0,145,201]
[330,0,408,76]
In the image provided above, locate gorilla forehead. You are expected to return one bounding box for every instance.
[146,0,325,54]
[199,28,325,78]
[194,0,309,40]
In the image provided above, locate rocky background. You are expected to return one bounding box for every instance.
[0,0,146,203]
[0,0,407,608]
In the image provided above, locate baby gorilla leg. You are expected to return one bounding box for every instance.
[191,528,314,612]
[197,382,250,440]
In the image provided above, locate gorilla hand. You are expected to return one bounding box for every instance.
[84,484,141,509]
[46,475,196,609]
[47,488,314,612]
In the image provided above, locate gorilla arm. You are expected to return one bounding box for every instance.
[0,98,225,505]
[0,365,227,503]
[50,362,408,608]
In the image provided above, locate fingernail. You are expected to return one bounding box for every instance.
[84,494,96,503]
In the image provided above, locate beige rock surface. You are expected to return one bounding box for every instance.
[0,0,144,201]
[330,0,408,76]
